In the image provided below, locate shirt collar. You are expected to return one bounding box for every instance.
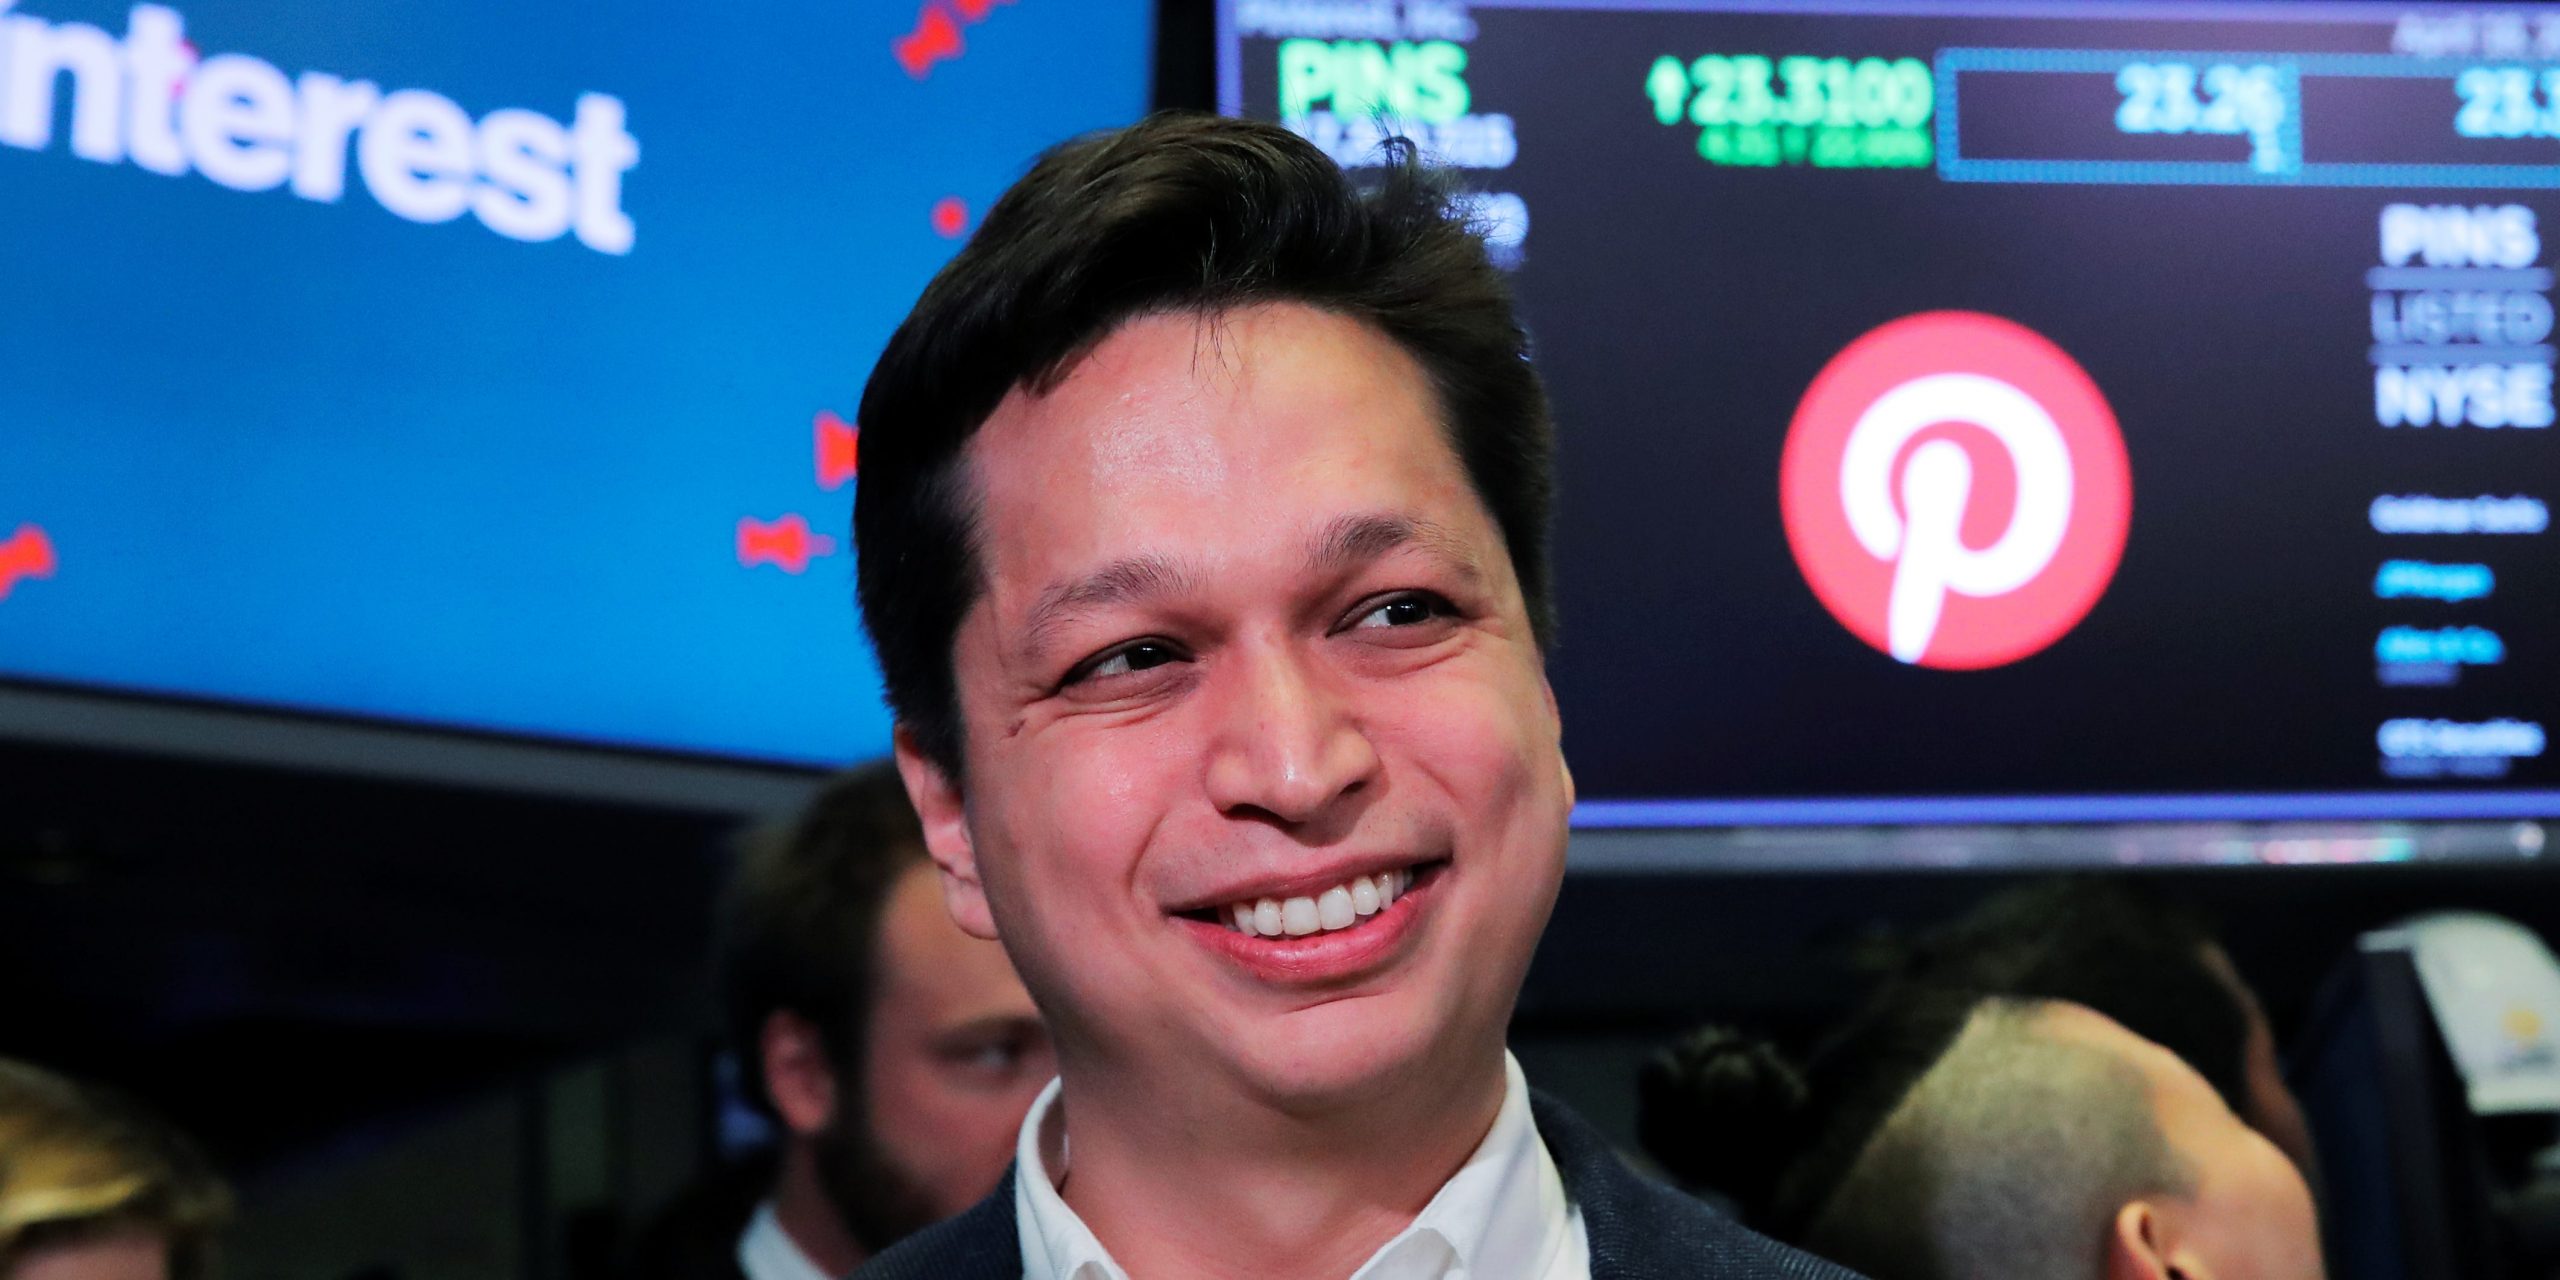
[736,1200,838,1280]
[1375,1051,1575,1278]
[1013,1075,1124,1280]
[1011,1053,1576,1280]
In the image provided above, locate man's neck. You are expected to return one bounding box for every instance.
[771,1143,869,1278]
[1051,1050,1510,1280]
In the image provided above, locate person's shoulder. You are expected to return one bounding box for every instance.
[850,1169,1021,1280]
[1529,1092,1867,1280]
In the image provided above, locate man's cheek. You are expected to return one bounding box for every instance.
[1033,746,1173,873]
[1395,696,1547,789]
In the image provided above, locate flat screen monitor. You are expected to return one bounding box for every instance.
[1218,0,2560,831]
[0,0,1152,771]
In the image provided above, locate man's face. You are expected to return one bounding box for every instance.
[847,860,1052,1237]
[2047,1005,2324,1280]
[2198,943,2323,1183]
[12,1232,169,1280]
[904,302,1572,1109]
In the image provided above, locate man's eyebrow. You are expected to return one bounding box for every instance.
[933,1012,1044,1045]
[1307,512,1483,581]
[1019,553,1198,660]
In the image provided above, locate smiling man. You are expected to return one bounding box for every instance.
[848,114,1857,1280]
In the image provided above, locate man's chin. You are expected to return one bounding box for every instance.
[1217,1000,1481,1116]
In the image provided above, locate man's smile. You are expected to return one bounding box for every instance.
[1170,859,1451,985]
[1218,865,1411,938]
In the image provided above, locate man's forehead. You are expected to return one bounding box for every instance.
[879,859,1019,983]
[967,304,1444,483]
[958,304,1494,599]
[878,858,956,952]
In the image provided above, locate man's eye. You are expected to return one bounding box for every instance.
[942,1026,1049,1080]
[1351,594,1450,630]
[962,1042,1022,1074]
[1073,640,1182,684]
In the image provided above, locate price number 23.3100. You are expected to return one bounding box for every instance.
[1647,54,1933,168]
[1650,54,1932,130]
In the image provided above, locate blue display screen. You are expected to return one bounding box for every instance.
[0,0,1153,766]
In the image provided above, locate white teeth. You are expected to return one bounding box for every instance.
[1317,886,1355,930]
[1351,876,1381,916]
[1281,896,1320,936]
[1218,869,1422,939]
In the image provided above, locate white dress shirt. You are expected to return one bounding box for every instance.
[1013,1053,1591,1280]
[737,1200,836,1280]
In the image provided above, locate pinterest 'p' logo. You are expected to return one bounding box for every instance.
[1781,312,2131,669]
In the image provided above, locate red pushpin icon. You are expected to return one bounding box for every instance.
[816,411,860,490]
[0,524,55,600]
[894,4,963,77]
[737,515,835,574]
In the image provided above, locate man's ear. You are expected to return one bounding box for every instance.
[2107,1201,2193,1280]
[759,1010,839,1140]
[893,724,1000,941]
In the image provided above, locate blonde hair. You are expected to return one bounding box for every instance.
[0,1059,231,1277]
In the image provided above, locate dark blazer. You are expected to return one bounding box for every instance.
[854,1092,1864,1279]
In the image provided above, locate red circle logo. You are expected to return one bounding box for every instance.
[1780,312,2131,669]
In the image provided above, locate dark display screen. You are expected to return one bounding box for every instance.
[1219,1,2559,826]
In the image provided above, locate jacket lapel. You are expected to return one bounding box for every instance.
[854,1166,1023,1280]
[1530,1090,1867,1280]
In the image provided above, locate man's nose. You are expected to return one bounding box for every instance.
[1202,644,1380,828]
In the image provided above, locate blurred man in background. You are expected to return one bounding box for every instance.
[1895,878,2321,1183]
[629,764,1052,1280]
[1643,993,2325,1280]
[0,1057,231,1280]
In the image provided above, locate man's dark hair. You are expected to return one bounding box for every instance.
[1640,986,1983,1234]
[1896,877,2253,1116]
[854,112,1555,778]
[715,762,931,1121]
